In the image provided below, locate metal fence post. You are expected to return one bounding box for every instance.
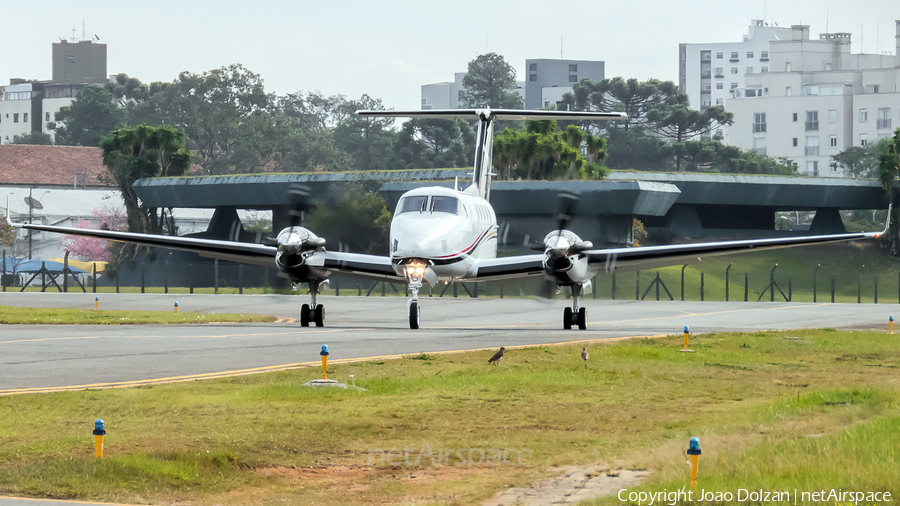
[239,264,243,295]
[874,274,878,304]
[831,274,835,303]
[858,271,862,304]
[141,268,145,294]
[92,263,96,293]
[725,263,732,301]
[635,271,640,300]
[214,259,219,294]
[700,272,704,301]
[681,265,687,301]
[189,263,193,294]
[612,272,616,300]
[813,264,820,303]
[744,273,748,302]
[788,277,792,302]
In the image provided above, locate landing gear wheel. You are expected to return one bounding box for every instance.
[409,302,420,330]
[314,304,325,327]
[563,307,573,330]
[577,307,587,330]
[300,303,311,327]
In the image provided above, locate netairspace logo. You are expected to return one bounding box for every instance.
[367,443,532,471]
[617,488,892,505]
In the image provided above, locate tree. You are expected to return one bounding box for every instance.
[333,95,399,171]
[394,119,475,169]
[648,103,733,171]
[303,185,392,255]
[61,207,127,261]
[459,53,524,109]
[11,132,53,145]
[566,77,680,131]
[148,64,272,174]
[100,125,193,234]
[51,85,125,146]
[878,129,900,255]
[672,139,797,175]
[492,120,608,180]
[832,139,892,178]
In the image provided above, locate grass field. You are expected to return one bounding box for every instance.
[0,328,897,505]
[0,305,276,324]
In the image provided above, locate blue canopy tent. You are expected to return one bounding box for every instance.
[2,257,89,292]
[3,258,88,274]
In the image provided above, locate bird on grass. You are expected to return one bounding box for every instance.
[581,346,589,369]
[488,347,505,366]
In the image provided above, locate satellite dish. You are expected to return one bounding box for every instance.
[24,196,43,210]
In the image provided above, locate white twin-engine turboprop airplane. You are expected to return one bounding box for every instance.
[8,109,889,330]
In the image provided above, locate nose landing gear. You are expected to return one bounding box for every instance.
[300,280,325,327]
[562,284,587,330]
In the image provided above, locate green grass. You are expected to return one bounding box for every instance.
[0,305,276,324]
[0,328,898,504]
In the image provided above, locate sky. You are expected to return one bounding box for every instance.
[2,0,899,112]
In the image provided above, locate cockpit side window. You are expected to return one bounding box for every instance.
[398,196,427,214]
[431,196,459,215]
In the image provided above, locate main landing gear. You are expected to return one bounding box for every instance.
[300,280,325,327]
[562,284,587,330]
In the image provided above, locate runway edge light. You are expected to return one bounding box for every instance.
[174,301,178,314]
[681,325,694,352]
[320,345,329,380]
[687,437,701,488]
[890,315,894,335]
[95,296,99,311]
[93,419,106,458]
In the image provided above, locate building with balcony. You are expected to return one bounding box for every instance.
[0,39,107,144]
[679,19,791,135]
[727,21,900,177]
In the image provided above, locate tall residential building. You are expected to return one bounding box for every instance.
[0,39,107,144]
[679,20,791,127]
[524,59,604,110]
[727,22,900,177]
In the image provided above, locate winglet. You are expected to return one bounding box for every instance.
[879,203,892,237]
[4,197,19,228]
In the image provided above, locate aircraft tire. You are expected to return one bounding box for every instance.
[300,303,311,327]
[563,307,573,330]
[409,302,420,330]
[577,307,587,330]
[314,304,325,327]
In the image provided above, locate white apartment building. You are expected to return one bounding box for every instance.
[680,19,792,127]
[728,22,900,177]
[0,39,106,144]
[421,72,467,110]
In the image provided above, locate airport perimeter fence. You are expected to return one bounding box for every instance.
[4,256,900,305]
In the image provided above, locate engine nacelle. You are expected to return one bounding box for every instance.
[542,230,593,285]
[275,226,327,282]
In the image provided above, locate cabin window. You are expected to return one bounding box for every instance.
[397,196,427,214]
[431,196,459,214]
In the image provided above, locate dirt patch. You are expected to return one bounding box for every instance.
[482,465,651,506]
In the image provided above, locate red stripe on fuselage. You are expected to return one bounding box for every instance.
[433,228,496,259]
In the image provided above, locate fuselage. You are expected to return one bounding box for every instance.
[389,186,497,280]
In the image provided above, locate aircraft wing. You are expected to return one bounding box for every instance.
[8,221,277,268]
[583,230,885,272]
[321,251,402,282]
[470,229,884,281]
[358,108,627,122]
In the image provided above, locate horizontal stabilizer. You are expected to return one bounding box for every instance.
[357,109,627,122]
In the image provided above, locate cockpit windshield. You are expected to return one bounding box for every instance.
[431,196,459,215]
[398,195,460,215]
[397,196,427,214]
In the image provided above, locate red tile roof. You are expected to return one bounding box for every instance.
[0,145,111,187]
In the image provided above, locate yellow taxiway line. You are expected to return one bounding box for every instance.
[0,333,668,397]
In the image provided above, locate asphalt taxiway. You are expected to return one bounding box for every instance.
[0,292,894,394]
